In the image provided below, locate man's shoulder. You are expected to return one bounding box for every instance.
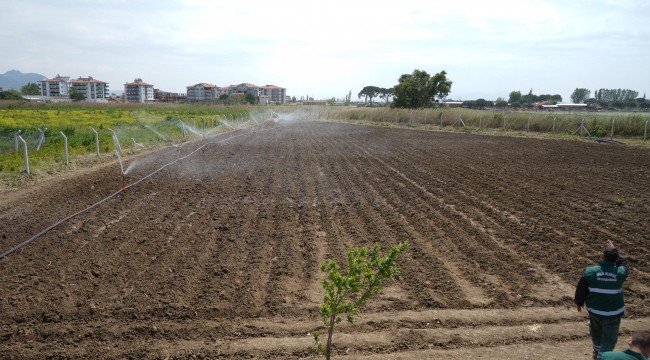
[602,349,645,360]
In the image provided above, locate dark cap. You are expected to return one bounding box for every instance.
[603,245,619,262]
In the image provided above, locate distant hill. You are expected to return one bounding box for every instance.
[0,70,46,90]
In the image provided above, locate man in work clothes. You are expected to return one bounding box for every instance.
[602,330,650,360]
[575,240,630,360]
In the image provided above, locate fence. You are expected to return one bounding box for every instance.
[321,107,650,141]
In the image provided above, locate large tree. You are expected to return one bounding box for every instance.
[570,88,590,104]
[378,87,393,104]
[392,69,452,108]
[358,86,381,104]
[20,82,40,95]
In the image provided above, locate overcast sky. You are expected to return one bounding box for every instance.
[2,0,649,101]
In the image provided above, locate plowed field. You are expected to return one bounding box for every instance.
[1,119,649,359]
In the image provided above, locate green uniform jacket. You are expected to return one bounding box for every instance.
[577,260,628,317]
[602,349,647,360]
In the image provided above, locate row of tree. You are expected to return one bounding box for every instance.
[570,87,646,108]
[359,69,452,109]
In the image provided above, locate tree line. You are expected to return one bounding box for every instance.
[570,87,647,109]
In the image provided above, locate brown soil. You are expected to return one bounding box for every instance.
[1,120,649,359]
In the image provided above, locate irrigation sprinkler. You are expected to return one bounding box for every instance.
[91,127,99,156]
[18,135,29,174]
[179,120,187,138]
[14,130,22,152]
[107,128,123,155]
[132,138,145,148]
[60,131,68,166]
[35,128,46,150]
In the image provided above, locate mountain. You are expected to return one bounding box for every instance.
[0,70,46,90]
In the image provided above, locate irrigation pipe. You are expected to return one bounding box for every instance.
[0,124,279,260]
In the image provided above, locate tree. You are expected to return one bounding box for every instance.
[20,82,40,95]
[344,90,351,106]
[0,89,24,100]
[392,69,452,108]
[358,86,381,104]
[378,87,393,104]
[69,87,85,102]
[570,88,591,104]
[495,97,508,108]
[316,241,409,360]
[508,91,522,106]
[245,93,257,105]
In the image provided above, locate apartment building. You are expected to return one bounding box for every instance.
[124,78,154,103]
[186,83,227,102]
[38,75,70,97]
[70,76,109,102]
[227,83,286,104]
[261,85,286,104]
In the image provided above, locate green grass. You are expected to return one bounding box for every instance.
[325,107,650,141]
[0,101,252,187]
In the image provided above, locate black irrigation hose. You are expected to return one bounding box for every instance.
[0,125,279,260]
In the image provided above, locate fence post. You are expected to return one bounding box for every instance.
[610,119,615,140]
[18,135,29,174]
[527,116,531,132]
[552,117,556,134]
[92,127,99,156]
[370,111,373,122]
[424,111,427,125]
[440,113,443,127]
[503,117,507,130]
[395,111,398,123]
[60,131,68,166]
[14,130,22,152]
[644,120,648,142]
[479,116,482,129]
[410,111,413,124]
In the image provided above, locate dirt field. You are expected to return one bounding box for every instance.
[1,119,649,359]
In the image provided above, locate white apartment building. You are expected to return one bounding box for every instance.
[227,83,286,104]
[70,76,109,102]
[186,83,227,102]
[38,75,71,97]
[124,78,154,103]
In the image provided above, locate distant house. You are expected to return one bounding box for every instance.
[38,75,71,97]
[186,83,224,102]
[154,89,187,102]
[124,78,154,103]
[442,101,463,108]
[71,76,109,102]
